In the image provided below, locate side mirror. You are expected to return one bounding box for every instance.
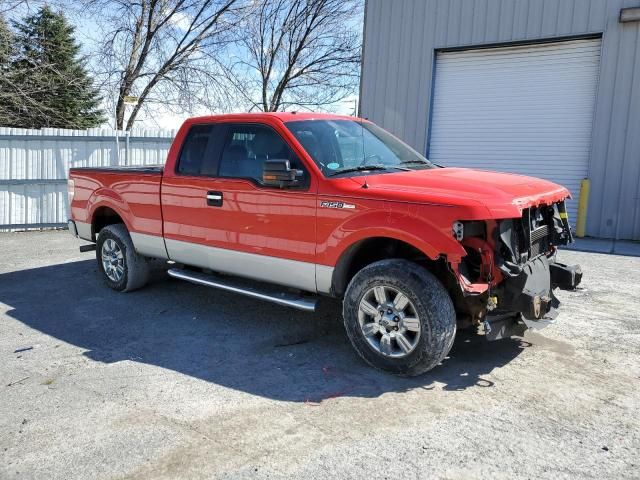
[262,159,303,188]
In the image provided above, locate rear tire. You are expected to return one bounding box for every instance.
[96,224,149,292]
[343,259,456,376]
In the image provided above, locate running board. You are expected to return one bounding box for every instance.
[167,268,318,312]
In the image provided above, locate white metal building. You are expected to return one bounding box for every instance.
[360,0,640,240]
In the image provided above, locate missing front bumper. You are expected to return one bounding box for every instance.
[550,262,583,290]
[483,314,527,341]
[483,311,558,341]
[498,255,559,321]
[484,255,581,340]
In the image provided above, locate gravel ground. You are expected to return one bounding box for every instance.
[0,230,638,480]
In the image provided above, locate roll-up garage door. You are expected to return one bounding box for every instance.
[428,38,601,223]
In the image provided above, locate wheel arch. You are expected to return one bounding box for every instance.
[88,201,133,241]
[83,185,134,241]
[90,206,124,240]
[330,236,459,298]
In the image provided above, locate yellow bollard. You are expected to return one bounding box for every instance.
[576,178,590,238]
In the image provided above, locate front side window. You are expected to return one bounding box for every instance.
[218,124,306,185]
[285,119,435,177]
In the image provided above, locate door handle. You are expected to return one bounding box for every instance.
[206,191,223,207]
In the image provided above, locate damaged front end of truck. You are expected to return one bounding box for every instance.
[451,200,582,340]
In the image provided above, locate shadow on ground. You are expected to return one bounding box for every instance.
[0,260,531,401]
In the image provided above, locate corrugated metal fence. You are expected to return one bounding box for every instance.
[0,127,175,230]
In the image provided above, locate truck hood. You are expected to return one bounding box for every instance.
[336,167,571,218]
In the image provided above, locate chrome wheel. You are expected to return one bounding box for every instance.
[358,285,421,358]
[101,238,125,283]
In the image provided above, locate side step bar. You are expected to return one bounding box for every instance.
[167,268,318,312]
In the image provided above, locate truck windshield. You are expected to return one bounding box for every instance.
[285,119,436,177]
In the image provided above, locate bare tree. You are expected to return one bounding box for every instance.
[0,1,29,15]
[80,0,244,130]
[220,0,361,112]
[0,0,50,17]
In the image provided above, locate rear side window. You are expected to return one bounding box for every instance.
[176,124,216,175]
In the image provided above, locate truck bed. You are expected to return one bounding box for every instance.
[68,165,164,241]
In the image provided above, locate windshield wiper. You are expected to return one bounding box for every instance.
[399,159,432,166]
[328,164,409,176]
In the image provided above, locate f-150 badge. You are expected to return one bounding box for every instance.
[320,201,355,209]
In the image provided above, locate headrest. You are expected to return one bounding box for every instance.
[251,131,284,157]
[225,144,247,162]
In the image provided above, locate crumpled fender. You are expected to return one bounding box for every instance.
[317,203,468,267]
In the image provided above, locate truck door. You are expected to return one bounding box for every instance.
[160,122,319,292]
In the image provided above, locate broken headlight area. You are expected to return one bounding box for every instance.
[452,201,582,336]
[497,200,574,276]
[492,201,581,317]
[453,220,493,286]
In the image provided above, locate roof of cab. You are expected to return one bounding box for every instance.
[185,111,362,124]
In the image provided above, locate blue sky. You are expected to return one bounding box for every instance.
[10,1,364,131]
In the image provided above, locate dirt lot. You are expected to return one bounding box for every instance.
[0,230,638,479]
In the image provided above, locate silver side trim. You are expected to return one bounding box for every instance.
[167,268,317,312]
[316,265,334,294]
[76,221,92,241]
[130,232,169,259]
[165,238,318,292]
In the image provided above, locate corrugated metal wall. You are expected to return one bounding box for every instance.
[0,127,175,229]
[429,38,602,224]
[360,0,640,240]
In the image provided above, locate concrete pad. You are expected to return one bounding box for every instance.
[0,231,638,479]
[564,237,640,256]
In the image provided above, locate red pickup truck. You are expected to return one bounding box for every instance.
[68,112,581,376]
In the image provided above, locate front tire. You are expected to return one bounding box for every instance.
[96,224,149,292]
[343,259,456,376]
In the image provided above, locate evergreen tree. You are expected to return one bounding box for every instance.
[11,6,104,129]
[0,15,11,63]
[0,14,19,126]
